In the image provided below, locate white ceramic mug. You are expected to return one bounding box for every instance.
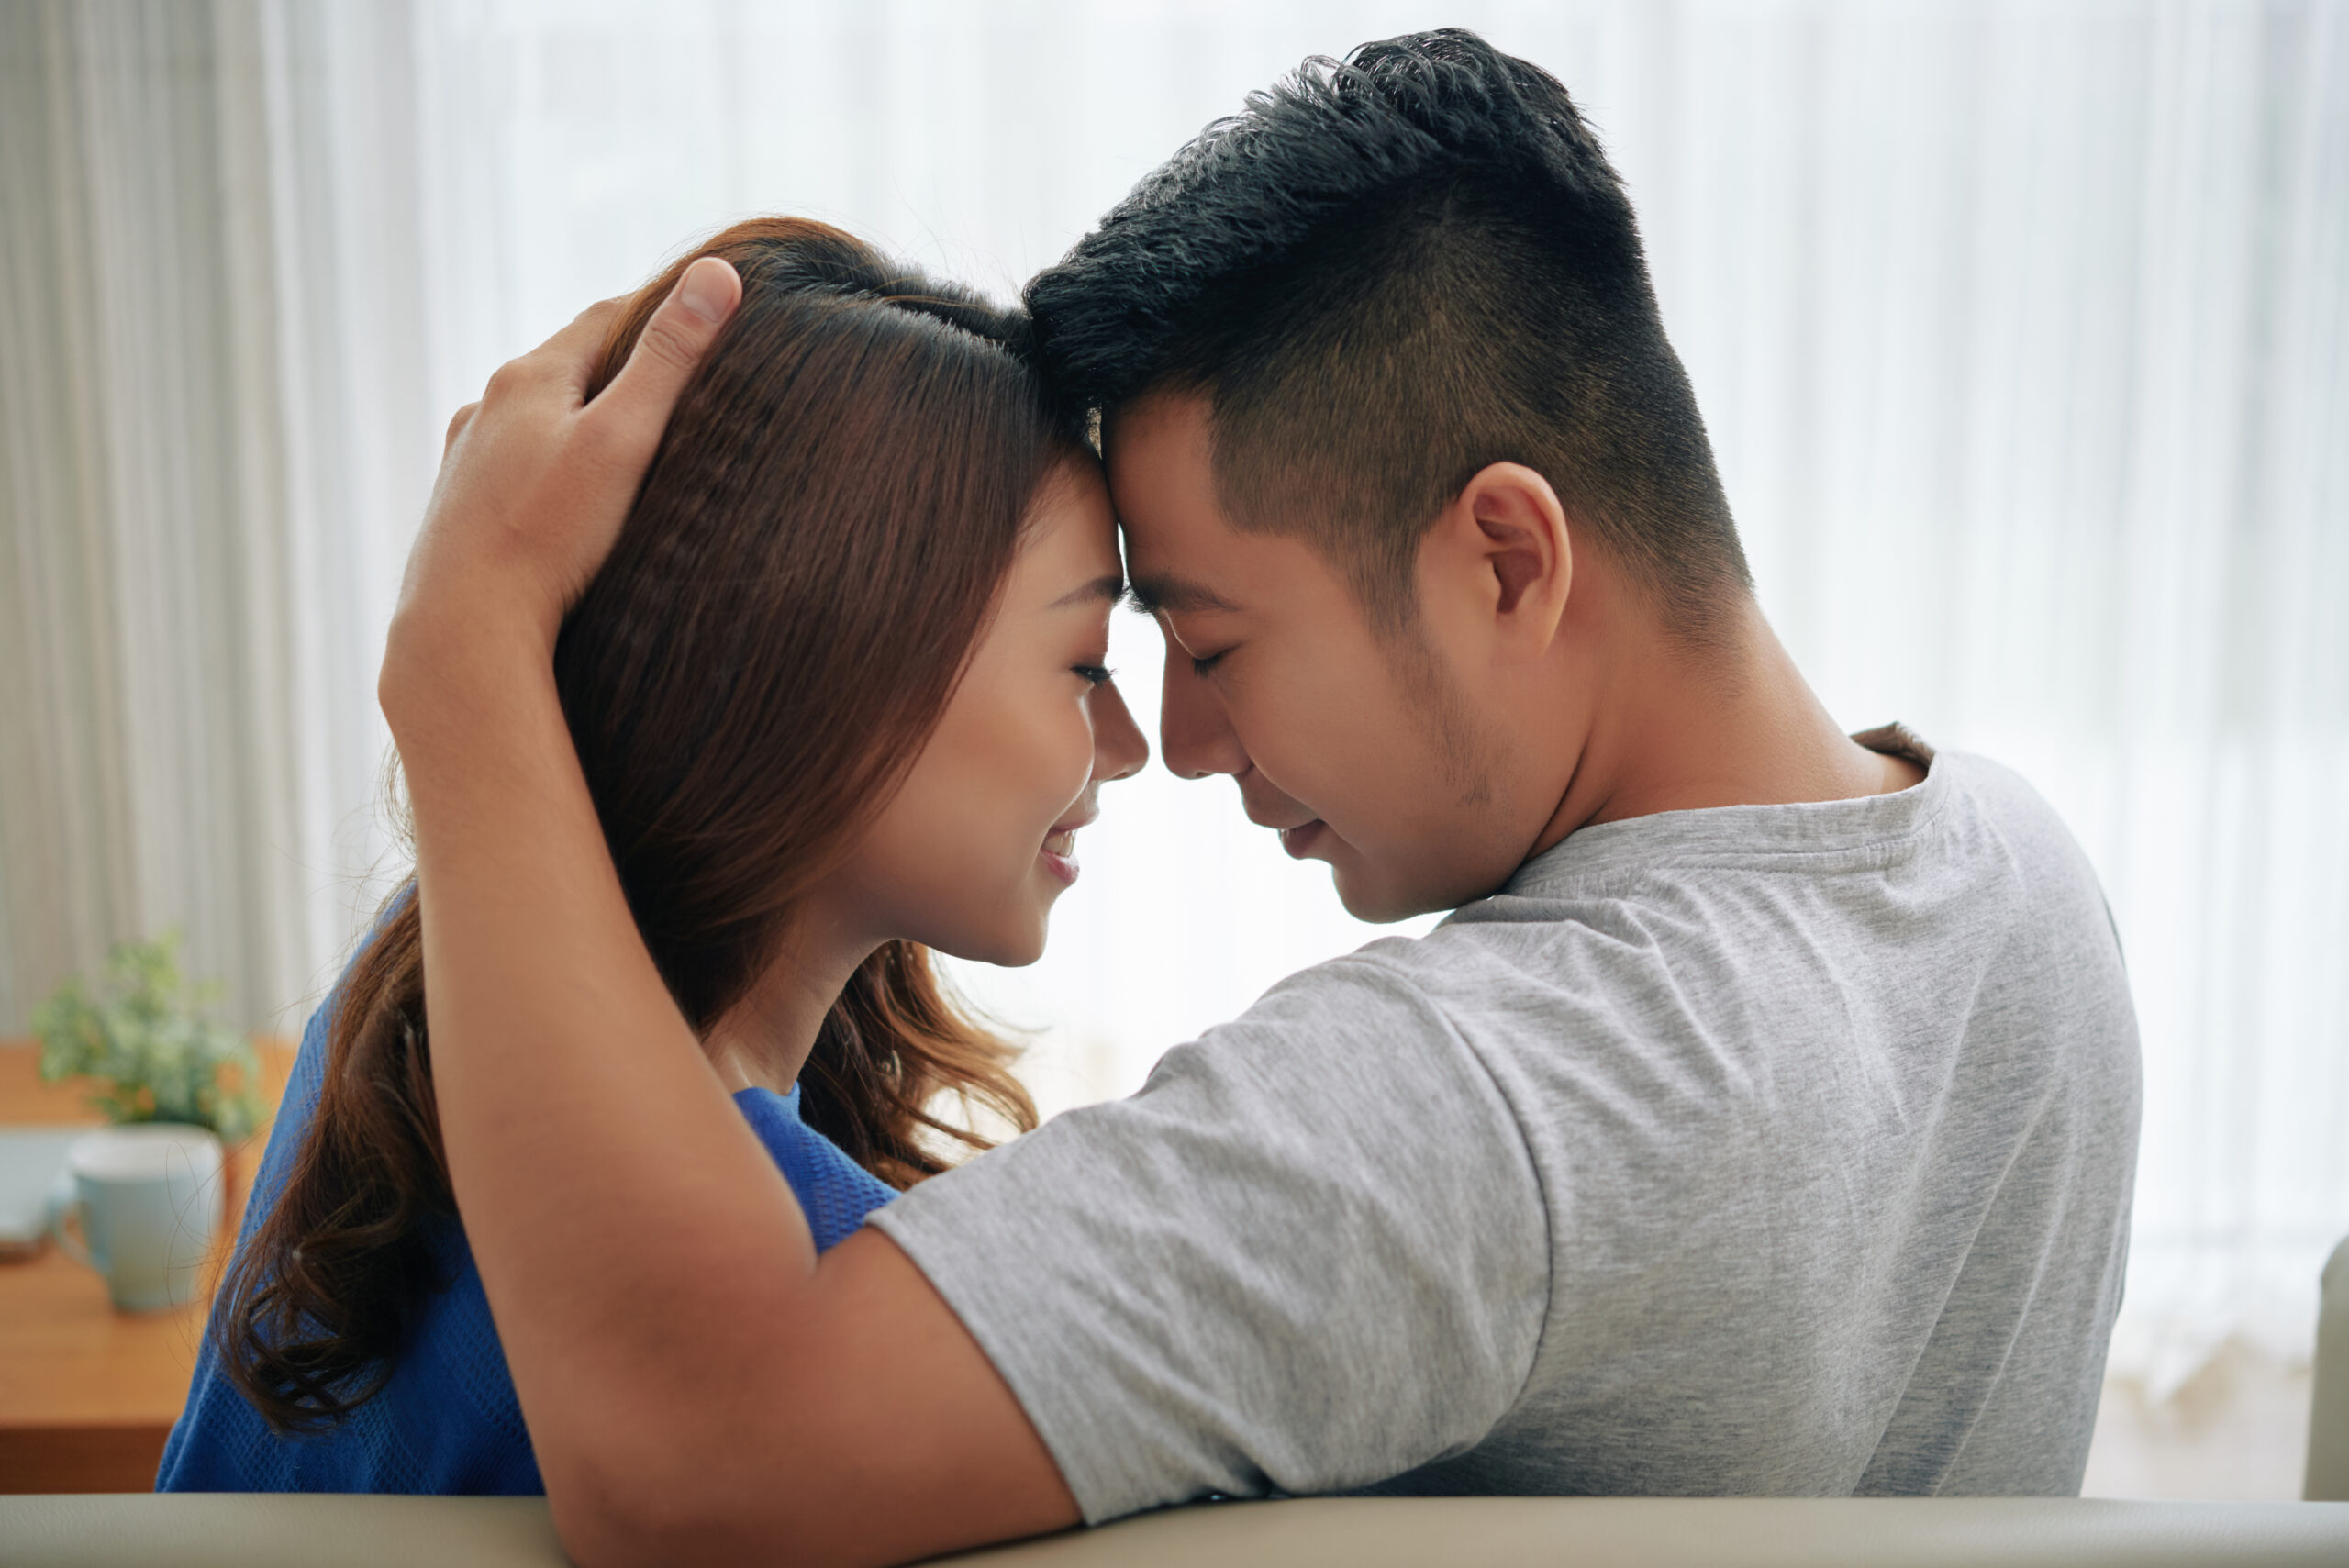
[50,1124,224,1312]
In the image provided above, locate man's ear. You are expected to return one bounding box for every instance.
[1426,462,1572,662]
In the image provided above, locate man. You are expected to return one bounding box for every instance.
[389,29,2139,1568]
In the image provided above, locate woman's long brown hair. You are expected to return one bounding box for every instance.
[217,218,1076,1433]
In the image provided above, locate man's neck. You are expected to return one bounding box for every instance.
[1528,595,1920,860]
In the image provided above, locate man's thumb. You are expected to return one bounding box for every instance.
[595,255,741,433]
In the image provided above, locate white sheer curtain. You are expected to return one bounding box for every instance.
[2,0,308,1030]
[1,0,439,1033]
[4,0,2344,1485]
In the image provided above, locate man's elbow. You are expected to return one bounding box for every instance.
[542,1429,842,1568]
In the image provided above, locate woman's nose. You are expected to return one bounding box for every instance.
[1090,677,1150,783]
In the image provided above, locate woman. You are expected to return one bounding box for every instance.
[159,218,1146,1493]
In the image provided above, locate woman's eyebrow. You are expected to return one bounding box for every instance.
[1050,573,1128,609]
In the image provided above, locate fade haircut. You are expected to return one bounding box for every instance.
[1026,28,1752,642]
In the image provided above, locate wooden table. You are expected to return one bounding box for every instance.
[0,1037,295,1492]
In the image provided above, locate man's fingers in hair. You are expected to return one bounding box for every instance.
[485,298,627,409]
[582,256,741,460]
[443,401,481,458]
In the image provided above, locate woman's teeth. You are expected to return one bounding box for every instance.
[1043,829,1077,857]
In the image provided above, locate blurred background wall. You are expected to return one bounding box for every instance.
[2,0,2343,1497]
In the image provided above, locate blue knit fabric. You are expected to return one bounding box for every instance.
[156,985,897,1495]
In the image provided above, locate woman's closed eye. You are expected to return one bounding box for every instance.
[1189,650,1227,678]
[1074,663,1116,687]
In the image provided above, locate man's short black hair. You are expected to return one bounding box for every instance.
[1026,28,1751,640]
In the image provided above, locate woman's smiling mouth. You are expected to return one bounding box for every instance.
[1040,823,1085,884]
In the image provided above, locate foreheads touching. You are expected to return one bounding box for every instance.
[1023,29,1770,919]
[561,216,1086,1030]
[1030,27,1753,650]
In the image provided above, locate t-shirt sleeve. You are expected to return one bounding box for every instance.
[865,953,1550,1523]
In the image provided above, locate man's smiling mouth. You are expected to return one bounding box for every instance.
[1277,821,1327,860]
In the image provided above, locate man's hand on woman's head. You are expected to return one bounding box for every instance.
[381,256,741,725]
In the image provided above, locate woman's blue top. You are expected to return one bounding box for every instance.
[156,986,897,1495]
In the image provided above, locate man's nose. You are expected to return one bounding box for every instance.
[1158,643,1250,781]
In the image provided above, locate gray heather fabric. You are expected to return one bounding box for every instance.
[869,730,2141,1523]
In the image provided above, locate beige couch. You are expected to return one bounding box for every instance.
[4,1494,2349,1566]
[9,1235,2347,1565]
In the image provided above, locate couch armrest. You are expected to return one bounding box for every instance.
[2310,1234,2349,1501]
[6,1495,2349,1567]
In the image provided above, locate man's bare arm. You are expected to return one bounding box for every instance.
[384,261,1079,1568]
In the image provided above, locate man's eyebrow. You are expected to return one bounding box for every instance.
[1050,573,1129,609]
[1125,575,1241,615]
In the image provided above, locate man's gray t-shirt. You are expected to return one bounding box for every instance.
[869,730,2140,1520]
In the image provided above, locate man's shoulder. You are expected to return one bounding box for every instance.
[1189,740,2130,1098]
[1924,749,2122,946]
[1230,746,2124,1069]
[1197,908,1675,1127]
[1921,746,2097,862]
[1224,922,1618,1070]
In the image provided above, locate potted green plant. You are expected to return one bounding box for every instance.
[33,931,266,1146]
